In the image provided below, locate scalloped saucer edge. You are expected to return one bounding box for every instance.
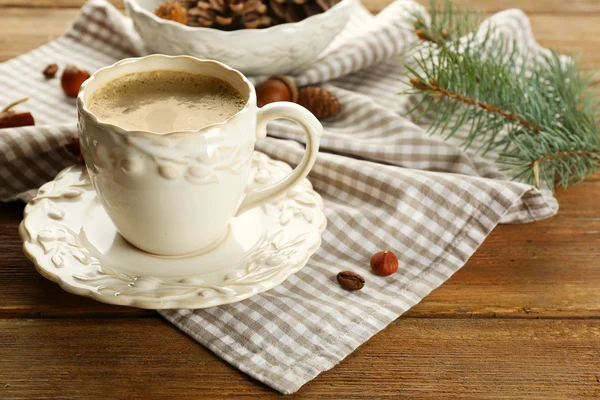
[19,151,326,309]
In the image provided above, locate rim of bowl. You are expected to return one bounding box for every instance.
[76,54,256,137]
[125,0,354,36]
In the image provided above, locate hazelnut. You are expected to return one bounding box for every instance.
[370,250,398,276]
[61,65,91,98]
[255,75,298,107]
[43,63,59,79]
[337,271,365,291]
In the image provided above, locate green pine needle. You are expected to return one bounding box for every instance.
[404,0,600,191]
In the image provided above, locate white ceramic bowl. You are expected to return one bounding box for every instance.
[124,0,355,76]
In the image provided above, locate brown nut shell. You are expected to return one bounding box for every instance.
[256,75,298,107]
[43,63,59,79]
[61,65,91,98]
[370,250,399,276]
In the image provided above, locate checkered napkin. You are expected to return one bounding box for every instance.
[1,0,559,393]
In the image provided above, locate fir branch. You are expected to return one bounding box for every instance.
[534,149,600,165]
[532,149,600,188]
[409,77,542,133]
[403,0,600,191]
[414,24,448,45]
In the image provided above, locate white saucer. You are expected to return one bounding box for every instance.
[19,152,326,309]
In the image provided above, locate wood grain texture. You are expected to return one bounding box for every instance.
[0,8,78,62]
[1,0,600,398]
[0,318,598,399]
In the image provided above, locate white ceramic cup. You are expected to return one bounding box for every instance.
[77,55,323,256]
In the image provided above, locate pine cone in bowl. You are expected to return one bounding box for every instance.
[269,0,339,24]
[131,0,355,75]
[182,0,272,30]
[154,0,340,28]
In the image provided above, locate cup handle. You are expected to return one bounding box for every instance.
[236,101,323,216]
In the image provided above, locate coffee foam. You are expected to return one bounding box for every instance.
[88,70,246,133]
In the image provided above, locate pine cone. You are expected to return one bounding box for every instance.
[183,0,272,30]
[155,1,188,24]
[268,0,339,24]
[297,86,340,120]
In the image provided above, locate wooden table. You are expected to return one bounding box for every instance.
[1,0,599,398]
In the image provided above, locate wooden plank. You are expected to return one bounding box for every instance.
[1,175,599,319]
[0,318,597,398]
[1,7,600,69]
[323,318,600,399]
[0,8,77,62]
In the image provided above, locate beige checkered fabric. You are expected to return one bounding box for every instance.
[1,0,558,393]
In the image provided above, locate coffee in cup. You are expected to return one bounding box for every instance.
[88,71,246,133]
[77,55,323,256]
